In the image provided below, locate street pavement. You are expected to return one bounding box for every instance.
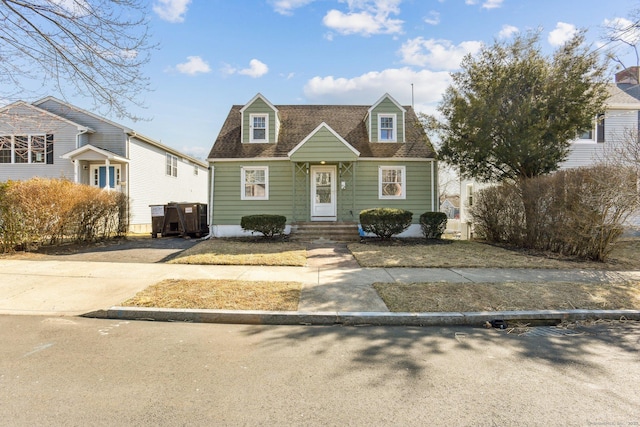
[1,242,639,325]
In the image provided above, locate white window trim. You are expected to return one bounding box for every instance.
[249,113,269,143]
[89,164,122,188]
[378,114,397,142]
[166,153,178,177]
[0,134,49,164]
[575,115,604,144]
[378,165,406,199]
[241,166,269,200]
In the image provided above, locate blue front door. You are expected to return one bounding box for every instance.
[98,166,116,188]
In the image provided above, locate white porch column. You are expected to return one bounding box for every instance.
[104,158,111,190]
[73,160,79,184]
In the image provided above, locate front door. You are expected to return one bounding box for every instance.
[311,165,336,220]
[90,165,120,189]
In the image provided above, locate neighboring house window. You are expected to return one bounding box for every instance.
[166,153,178,177]
[0,134,53,164]
[241,166,268,200]
[250,114,268,142]
[379,166,405,199]
[378,114,396,142]
[0,136,11,163]
[578,114,605,142]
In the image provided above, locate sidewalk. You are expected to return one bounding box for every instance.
[1,248,639,325]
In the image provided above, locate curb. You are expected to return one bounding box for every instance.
[83,307,640,327]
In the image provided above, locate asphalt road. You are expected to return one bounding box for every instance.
[1,315,638,426]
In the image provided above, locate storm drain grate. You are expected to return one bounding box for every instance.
[516,326,584,337]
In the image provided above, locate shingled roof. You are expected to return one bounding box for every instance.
[208,104,436,160]
[607,83,640,107]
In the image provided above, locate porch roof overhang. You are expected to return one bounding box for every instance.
[61,144,129,164]
[287,122,360,162]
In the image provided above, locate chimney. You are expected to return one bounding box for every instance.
[615,66,640,84]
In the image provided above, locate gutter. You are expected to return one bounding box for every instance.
[200,165,215,240]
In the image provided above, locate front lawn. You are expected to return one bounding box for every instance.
[348,238,640,270]
[168,238,307,266]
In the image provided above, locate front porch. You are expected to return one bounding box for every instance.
[61,144,129,191]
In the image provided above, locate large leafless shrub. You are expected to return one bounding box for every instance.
[0,178,128,252]
[470,165,638,261]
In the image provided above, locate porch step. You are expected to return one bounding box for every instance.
[290,221,360,242]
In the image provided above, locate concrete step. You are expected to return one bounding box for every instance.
[290,222,360,242]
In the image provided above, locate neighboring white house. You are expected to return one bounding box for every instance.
[0,97,209,233]
[561,67,640,170]
[457,68,640,238]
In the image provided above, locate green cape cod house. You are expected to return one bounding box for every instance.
[207,93,438,239]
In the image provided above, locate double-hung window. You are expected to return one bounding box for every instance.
[379,166,405,199]
[241,166,268,200]
[166,153,178,177]
[250,114,268,142]
[378,114,396,142]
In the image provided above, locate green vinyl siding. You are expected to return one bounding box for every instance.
[289,127,358,162]
[241,98,277,143]
[370,97,404,143]
[354,161,434,222]
[212,159,435,226]
[212,161,292,225]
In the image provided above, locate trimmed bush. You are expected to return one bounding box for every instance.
[241,214,286,238]
[419,212,448,239]
[360,208,413,239]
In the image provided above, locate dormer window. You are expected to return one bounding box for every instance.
[379,114,396,142]
[250,114,268,143]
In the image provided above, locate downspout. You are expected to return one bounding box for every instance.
[431,159,436,212]
[201,164,215,240]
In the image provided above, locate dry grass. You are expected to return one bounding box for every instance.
[374,281,640,312]
[122,279,301,311]
[169,238,307,266]
[349,237,640,270]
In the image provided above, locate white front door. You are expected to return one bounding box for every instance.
[311,165,336,220]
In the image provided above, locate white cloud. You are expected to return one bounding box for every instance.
[270,0,316,15]
[239,59,269,78]
[303,67,452,111]
[323,0,403,37]
[548,22,577,47]
[399,37,483,70]
[424,11,440,26]
[153,0,192,23]
[176,56,211,75]
[603,17,640,46]
[223,59,269,78]
[498,25,519,39]
[482,0,503,9]
[50,0,90,17]
[465,0,503,9]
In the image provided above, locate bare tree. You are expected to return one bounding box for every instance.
[602,8,640,71]
[0,0,154,121]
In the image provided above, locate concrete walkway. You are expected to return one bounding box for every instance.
[1,245,640,325]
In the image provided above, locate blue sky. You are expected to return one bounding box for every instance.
[68,0,640,159]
